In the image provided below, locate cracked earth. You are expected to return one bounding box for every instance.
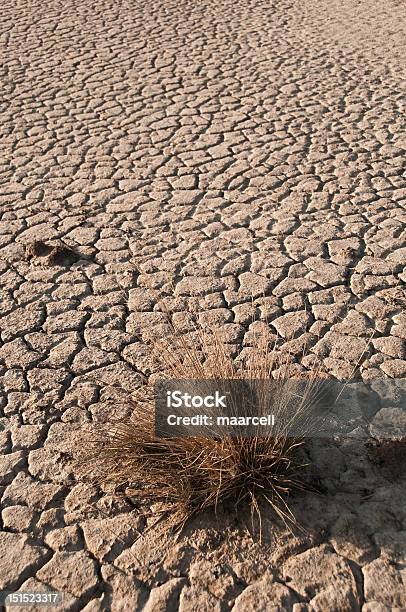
[0,0,406,609]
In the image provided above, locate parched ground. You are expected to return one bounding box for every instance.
[1,0,406,609]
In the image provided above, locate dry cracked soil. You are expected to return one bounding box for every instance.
[0,0,406,610]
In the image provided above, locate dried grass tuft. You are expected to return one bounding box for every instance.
[81,317,324,536]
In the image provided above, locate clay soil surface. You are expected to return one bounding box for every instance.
[0,0,405,609]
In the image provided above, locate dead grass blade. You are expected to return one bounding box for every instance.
[80,315,321,537]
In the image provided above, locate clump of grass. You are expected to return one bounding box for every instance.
[83,318,323,536]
